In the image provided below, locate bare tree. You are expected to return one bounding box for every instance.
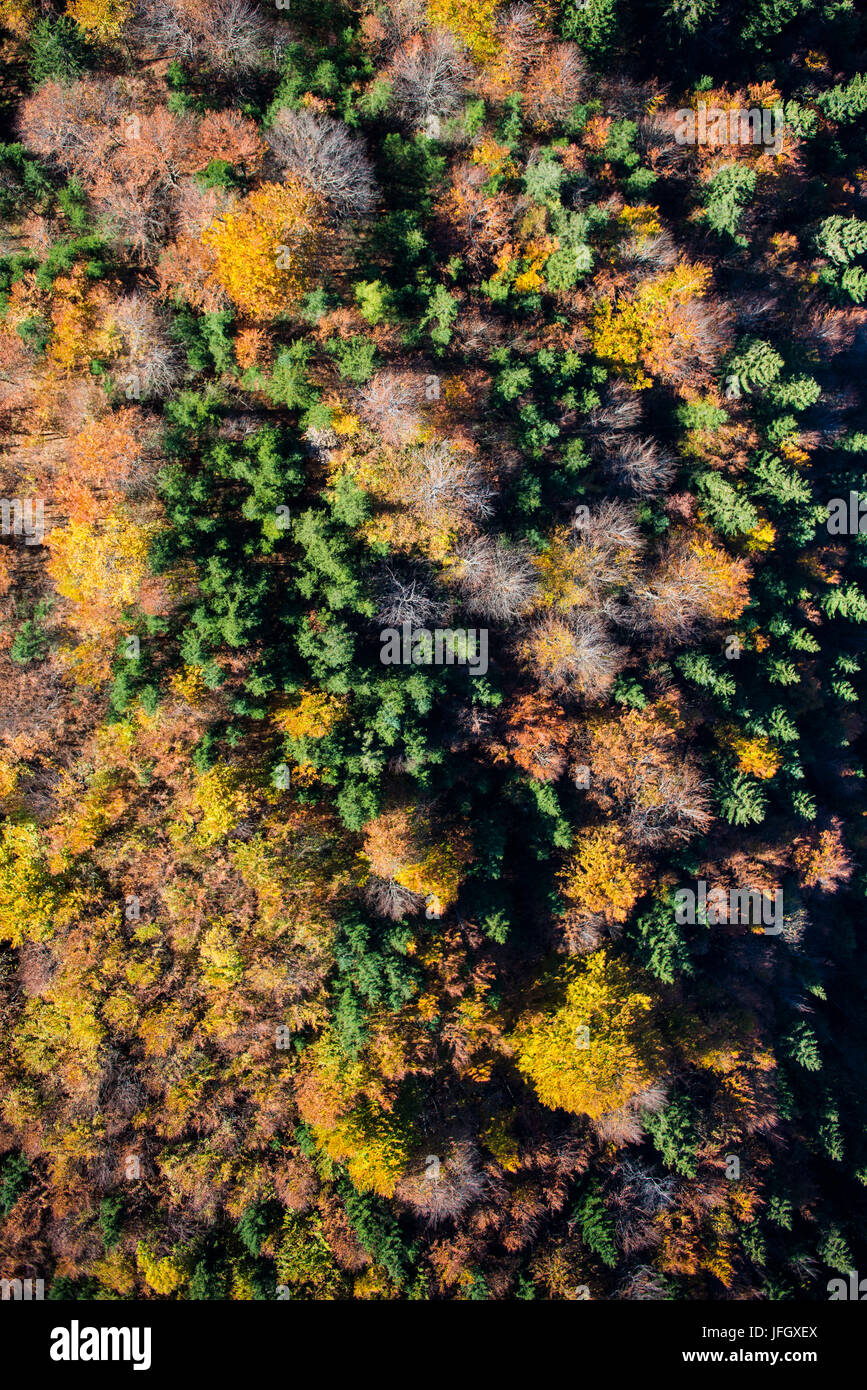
[561,909,606,955]
[582,379,643,441]
[172,181,236,239]
[396,1141,490,1225]
[661,296,732,387]
[734,291,783,333]
[136,0,272,74]
[495,3,545,73]
[266,109,377,219]
[565,500,646,609]
[580,498,645,552]
[524,43,586,128]
[389,30,471,128]
[379,0,428,51]
[452,306,506,357]
[627,534,747,643]
[598,76,654,122]
[615,1266,676,1300]
[620,229,677,275]
[18,79,124,180]
[19,80,198,262]
[363,875,425,920]
[592,1106,645,1146]
[135,0,195,59]
[571,612,627,695]
[450,534,539,622]
[374,561,448,628]
[626,761,713,847]
[94,178,172,264]
[601,434,677,497]
[609,1155,676,1256]
[637,113,684,169]
[111,294,183,400]
[614,1156,675,1212]
[356,369,424,446]
[405,440,495,523]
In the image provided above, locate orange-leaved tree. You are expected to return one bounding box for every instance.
[631,531,750,640]
[360,800,472,919]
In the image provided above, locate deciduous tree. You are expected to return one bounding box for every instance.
[512,950,665,1118]
[202,179,326,320]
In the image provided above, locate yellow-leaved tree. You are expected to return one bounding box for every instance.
[46,508,160,684]
[591,262,714,389]
[202,178,325,320]
[313,1100,412,1198]
[717,726,781,780]
[511,949,666,1117]
[427,0,502,62]
[0,821,62,946]
[0,0,34,34]
[189,762,256,848]
[66,0,134,39]
[560,823,649,924]
[135,1242,192,1296]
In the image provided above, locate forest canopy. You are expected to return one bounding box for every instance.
[0,0,866,1306]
